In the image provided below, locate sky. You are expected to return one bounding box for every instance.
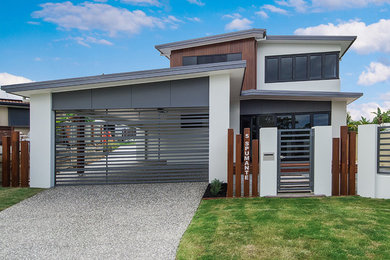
[0,0,390,120]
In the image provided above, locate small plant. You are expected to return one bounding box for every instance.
[210,179,222,196]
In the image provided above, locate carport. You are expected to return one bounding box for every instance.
[2,61,246,187]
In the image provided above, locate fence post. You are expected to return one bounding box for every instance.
[20,141,29,187]
[243,128,250,197]
[235,134,242,197]
[252,139,259,197]
[340,126,348,195]
[348,132,357,195]
[2,136,11,187]
[332,138,340,196]
[11,131,20,187]
[227,129,234,197]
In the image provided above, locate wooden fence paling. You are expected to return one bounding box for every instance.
[227,129,234,197]
[11,131,20,187]
[252,139,259,197]
[2,136,11,187]
[340,126,348,195]
[348,132,357,195]
[235,134,242,197]
[20,141,29,187]
[243,128,250,197]
[332,138,340,196]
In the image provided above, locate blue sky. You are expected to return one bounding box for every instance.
[1,0,390,120]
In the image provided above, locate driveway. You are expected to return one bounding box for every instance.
[0,183,207,259]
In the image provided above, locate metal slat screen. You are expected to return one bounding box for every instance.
[55,108,209,185]
[277,129,314,193]
[378,126,390,174]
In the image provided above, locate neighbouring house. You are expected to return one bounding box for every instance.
[1,29,362,189]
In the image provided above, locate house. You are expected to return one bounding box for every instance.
[1,29,362,189]
[0,98,30,141]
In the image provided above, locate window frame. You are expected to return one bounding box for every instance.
[182,53,242,66]
[265,51,340,83]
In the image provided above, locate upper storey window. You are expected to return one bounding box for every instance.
[265,52,339,83]
[182,53,242,66]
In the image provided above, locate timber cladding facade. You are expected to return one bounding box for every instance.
[170,38,257,91]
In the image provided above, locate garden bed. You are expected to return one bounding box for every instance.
[202,183,227,198]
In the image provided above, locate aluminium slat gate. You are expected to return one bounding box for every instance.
[378,126,390,174]
[55,107,209,185]
[277,129,314,193]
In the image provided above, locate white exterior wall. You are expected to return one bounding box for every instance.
[0,107,8,126]
[209,74,230,182]
[257,42,341,92]
[357,124,377,198]
[313,126,332,196]
[331,101,347,138]
[259,127,278,196]
[30,93,55,188]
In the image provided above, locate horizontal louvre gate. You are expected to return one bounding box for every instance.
[278,129,314,193]
[378,126,390,174]
[55,108,209,185]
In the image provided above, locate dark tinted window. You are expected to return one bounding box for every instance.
[198,54,226,64]
[313,113,329,126]
[8,108,29,127]
[324,54,337,78]
[227,53,242,61]
[266,58,278,82]
[182,56,197,66]
[310,55,322,79]
[295,114,311,129]
[183,53,241,66]
[295,56,307,80]
[280,57,293,81]
[277,115,293,129]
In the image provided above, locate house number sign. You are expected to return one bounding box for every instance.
[243,131,250,181]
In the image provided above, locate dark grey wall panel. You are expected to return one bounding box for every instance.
[132,82,171,108]
[241,100,331,115]
[92,85,132,109]
[53,77,209,110]
[8,107,29,127]
[53,90,91,110]
[171,77,209,107]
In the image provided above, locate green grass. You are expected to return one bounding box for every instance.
[0,187,43,211]
[177,197,390,259]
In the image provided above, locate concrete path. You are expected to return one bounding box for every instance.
[0,183,207,259]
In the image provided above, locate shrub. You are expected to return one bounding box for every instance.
[210,179,222,196]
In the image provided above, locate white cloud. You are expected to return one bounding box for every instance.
[121,0,161,6]
[222,13,242,19]
[262,4,289,14]
[0,73,33,100]
[27,21,40,25]
[256,10,269,19]
[187,0,205,6]
[275,0,308,12]
[348,102,387,120]
[72,36,114,47]
[358,62,390,85]
[32,2,179,37]
[186,17,201,22]
[311,0,390,10]
[295,19,390,54]
[225,18,253,31]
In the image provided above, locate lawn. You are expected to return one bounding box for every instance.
[177,196,390,259]
[0,187,43,211]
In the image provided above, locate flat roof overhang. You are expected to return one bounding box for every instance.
[264,35,357,59]
[241,89,363,104]
[2,61,246,98]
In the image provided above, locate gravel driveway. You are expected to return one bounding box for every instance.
[0,183,207,259]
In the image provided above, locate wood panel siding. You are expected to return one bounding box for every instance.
[170,38,257,91]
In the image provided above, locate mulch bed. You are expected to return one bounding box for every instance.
[202,183,227,198]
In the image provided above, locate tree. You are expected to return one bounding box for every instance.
[372,107,390,125]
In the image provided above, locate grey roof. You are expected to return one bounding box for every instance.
[155,29,266,57]
[266,35,357,58]
[2,60,246,93]
[266,35,357,41]
[241,89,362,104]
